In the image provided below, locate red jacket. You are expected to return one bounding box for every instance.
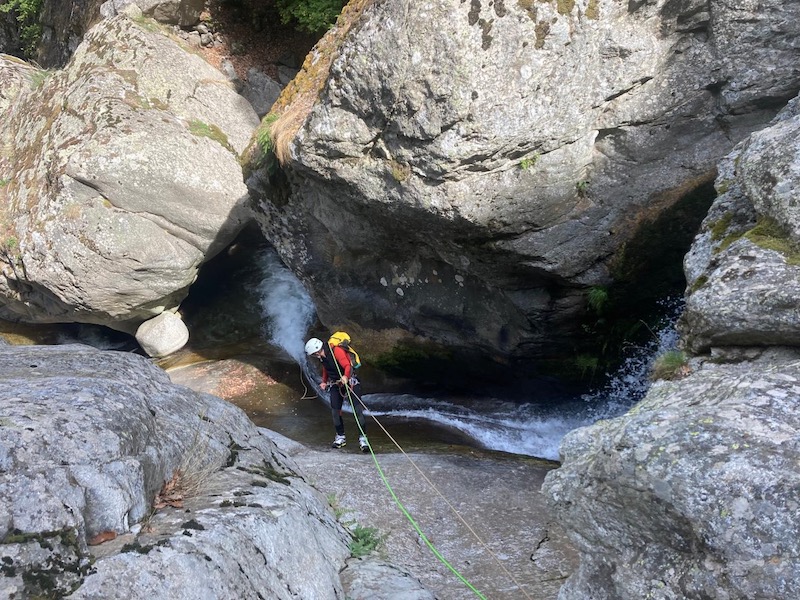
[321,345,352,384]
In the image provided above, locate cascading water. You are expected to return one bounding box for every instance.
[256,249,683,461]
[254,248,322,390]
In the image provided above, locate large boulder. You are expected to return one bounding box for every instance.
[542,90,800,599]
[0,343,431,599]
[100,0,206,28]
[249,0,800,362]
[679,94,800,353]
[0,12,259,334]
[542,349,800,599]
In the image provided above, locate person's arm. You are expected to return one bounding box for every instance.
[321,365,329,385]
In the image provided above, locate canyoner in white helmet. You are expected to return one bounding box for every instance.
[304,337,323,355]
[305,333,369,452]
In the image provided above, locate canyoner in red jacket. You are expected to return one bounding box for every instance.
[305,337,369,452]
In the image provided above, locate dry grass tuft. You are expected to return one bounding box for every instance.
[153,415,230,509]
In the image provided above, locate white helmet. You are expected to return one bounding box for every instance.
[304,338,323,355]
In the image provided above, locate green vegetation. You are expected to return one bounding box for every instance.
[574,179,717,381]
[188,119,236,155]
[574,354,599,380]
[373,343,453,382]
[349,524,383,558]
[275,0,346,34]
[713,215,800,264]
[520,153,539,170]
[325,494,383,557]
[0,0,43,58]
[587,286,609,314]
[716,179,732,195]
[709,212,733,241]
[0,178,9,187]
[576,180,590,196]
[688,274,708,294]
[744,216,800,265]
[327,493,352,520]
[256,113,280,155]
[650,349,689,381]
[27,67,51,90]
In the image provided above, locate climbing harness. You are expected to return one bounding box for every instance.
[327,353,536,600]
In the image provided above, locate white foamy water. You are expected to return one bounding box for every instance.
[255,248,316,364]
[360,300,682,460]
[256,251,683,460]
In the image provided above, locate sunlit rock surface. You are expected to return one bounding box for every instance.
[0,13,258,334]
[543,348,800,600]
[0,344,431,599]
[250,0,800,361]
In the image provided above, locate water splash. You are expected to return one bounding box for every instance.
[255,248,316,364]
[357,298,684,460]
[253,250,684,460]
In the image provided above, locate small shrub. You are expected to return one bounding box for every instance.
[0,0,43,58]
[275,0,346,34]
[520,154,539,170]
[255,113,281,155]
[153,418,227,509]
[349,524,383,558]
[587,286,609,314]
[650,350,690,381]
[576,180,590,196]
[327,493,352,520]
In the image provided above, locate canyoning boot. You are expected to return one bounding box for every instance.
[332,435,346,449]
[359,436,369,453]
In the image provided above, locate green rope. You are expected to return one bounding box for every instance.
[351,397,488,600]
[327,344,487,600]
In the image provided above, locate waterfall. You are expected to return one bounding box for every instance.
[253,250,684,460]
[255,248,316,364]
[254,248,325,395]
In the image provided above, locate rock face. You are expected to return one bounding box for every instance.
[249,0,800,362]
[543,349,800,600]
[0,12,259,334]
[680,95,800,353]
[0,344,431,599]
[0,0,206,68]
[542,94,800,599]
[37,0,107,67]
[0,10,20,58]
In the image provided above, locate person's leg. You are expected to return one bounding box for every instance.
[347,382,369,452]
[329,385,345,436]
